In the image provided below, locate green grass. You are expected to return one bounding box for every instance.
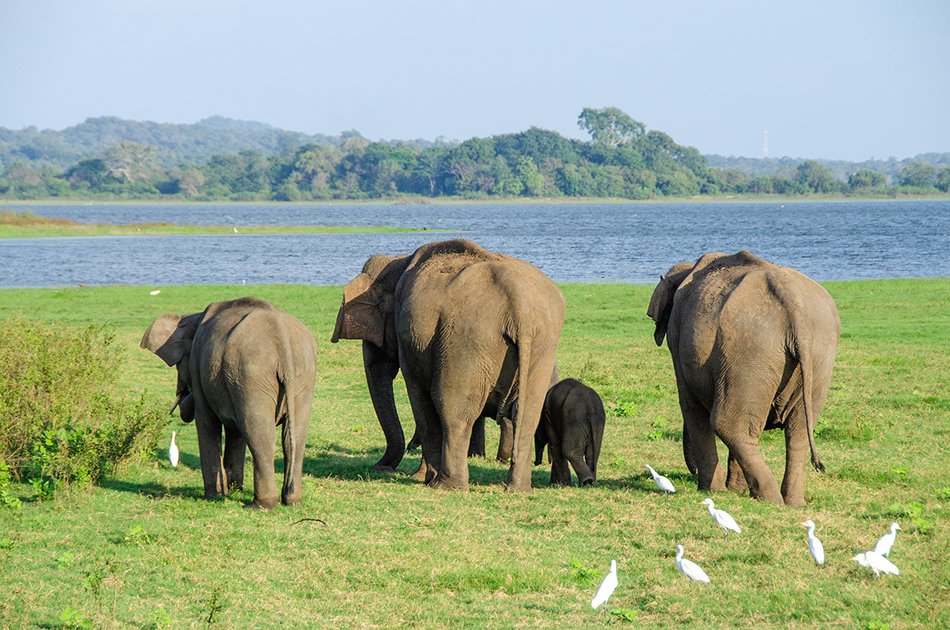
[0,279,948,627]
[0,209,450,238]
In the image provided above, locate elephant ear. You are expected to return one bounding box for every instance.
[141,312,198,366]
[331,272,390,348]
[647,275,674,347]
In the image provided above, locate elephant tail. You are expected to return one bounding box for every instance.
[789,330,825,474]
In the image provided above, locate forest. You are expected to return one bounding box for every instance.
[1,108,948,201]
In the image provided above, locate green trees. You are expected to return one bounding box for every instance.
[848,169,887,191]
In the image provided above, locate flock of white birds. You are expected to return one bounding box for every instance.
[165,435,902,612]
[589,463,903,610]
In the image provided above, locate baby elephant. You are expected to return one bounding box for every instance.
[534,378,606,486]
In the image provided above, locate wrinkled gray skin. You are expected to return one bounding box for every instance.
[534,378,606,486]
[339,254,516,474]
[332,239,564,491]
[648,251,840,506]
[142,297,317,509]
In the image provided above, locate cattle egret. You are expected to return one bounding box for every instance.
[149,290,161,296]
[590,559,618,609]
[644,464,676,494]
[873,522,900,557]
[853,551,899,577]
[233,227,239,233]
[701,498,741,534]
[675,545,710,584]
[168,431,179,467]
[803,520,825,565]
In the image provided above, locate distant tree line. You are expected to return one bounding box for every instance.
[2,108,949,201]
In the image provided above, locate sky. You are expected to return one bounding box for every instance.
[1,1,948,161]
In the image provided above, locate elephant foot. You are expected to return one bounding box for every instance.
[579,477,594,487]
[429,477,468,491]
[372,463,397,473]
[782,494,805,508]
[247,496,279,510]
[506,482,534,493]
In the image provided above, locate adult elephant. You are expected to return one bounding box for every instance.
[142,297,317,509]
[647,251,840,506]
[333,254,511,474]
[332,239,565,491]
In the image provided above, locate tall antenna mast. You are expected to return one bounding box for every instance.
[763,130,769,158]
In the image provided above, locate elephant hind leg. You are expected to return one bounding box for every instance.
[223,426,247,492]
[712,396,782,505]
[678,387,724,491]
[725,451,749,492]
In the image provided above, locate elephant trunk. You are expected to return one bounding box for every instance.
[363,342,403,471]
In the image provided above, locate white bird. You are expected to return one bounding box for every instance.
[873,522,900,557]
[168,431,179,467]
[233,226,239,233]
[701,498,741,534]
[644,464,676,494]
[853,551,899,577]
[590,559,618,609]
[675,545,710,584]
[803,520,825,565]
[149,289,161,296]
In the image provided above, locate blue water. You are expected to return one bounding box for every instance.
[2,200,948,287]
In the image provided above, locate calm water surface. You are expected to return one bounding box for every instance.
[2,200,948,287]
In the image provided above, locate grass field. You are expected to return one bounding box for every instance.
[0,279,948,627]
[0,209,444,238]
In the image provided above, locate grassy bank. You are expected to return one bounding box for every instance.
[0,279,948,627]
[0,210,445,238]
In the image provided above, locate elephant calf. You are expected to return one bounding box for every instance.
[142,297,317,509]
[534,378,606,486]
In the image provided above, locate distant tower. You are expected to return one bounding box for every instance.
[763,130,769,158]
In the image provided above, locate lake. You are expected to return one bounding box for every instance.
[2,200,948,287]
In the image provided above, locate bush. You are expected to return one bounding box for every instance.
[0,318,165,497]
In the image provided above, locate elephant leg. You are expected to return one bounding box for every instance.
[281,390,314,506]
[547,438,572,486]
[468,417,486,458]
[436,415,474,491]
[497,415,514,463]
[223,425,247,492]
[566,450,594,486]
[780,406,809,507]
[725,450,749,492]
[678,387,724,491]
[712,393,782,505]
[403,371,441,484]
[507,354,556,492]
[363,343,404,471]
[192,385,228,498]
[682,421,699,476]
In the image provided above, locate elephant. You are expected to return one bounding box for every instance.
[142,297,317,509]
[647,250,840,506]
[335,253,517,474]
[332,239,565,491]
[534,378,606,486]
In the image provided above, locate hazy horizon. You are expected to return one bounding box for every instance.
[2,1,948,162]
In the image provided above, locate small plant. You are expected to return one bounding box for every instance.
[0,537,14,550]
[124,523,155,546]
[56,551,76,568]
[645,416,666,441]
[151,608,173,630]
[614,400,636,418]
[610,607,639,623]
[570,558,600,586]
[203,588,226,626]
[936,486,950,501]
[0,461,21,509]
[59,607,93,629]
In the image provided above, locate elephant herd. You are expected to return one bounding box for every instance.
[142,239,840,509]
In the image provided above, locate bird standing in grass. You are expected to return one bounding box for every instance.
[675,545,710,584]
[873,522,900,557]
[803,520,825,565]
[701,498,741,534]
[644,464,676,494]
[168,431,179,468]
[853,551,899,577]
[590,559,618,609]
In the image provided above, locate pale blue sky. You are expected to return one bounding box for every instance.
[1,0,947,160]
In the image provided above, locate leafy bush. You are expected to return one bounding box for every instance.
[0,317,165,497]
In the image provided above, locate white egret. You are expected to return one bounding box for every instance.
[873,522,900,557]
[590,559,618,609]
[675,545,710,584]
[853,551,899,577]
[803,520,825,565]
[644,464,676,494]
[701,498,741,534]
[168,431,179,468]
[149,289,161,296]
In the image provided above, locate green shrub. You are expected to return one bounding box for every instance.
[0,317,165,496]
